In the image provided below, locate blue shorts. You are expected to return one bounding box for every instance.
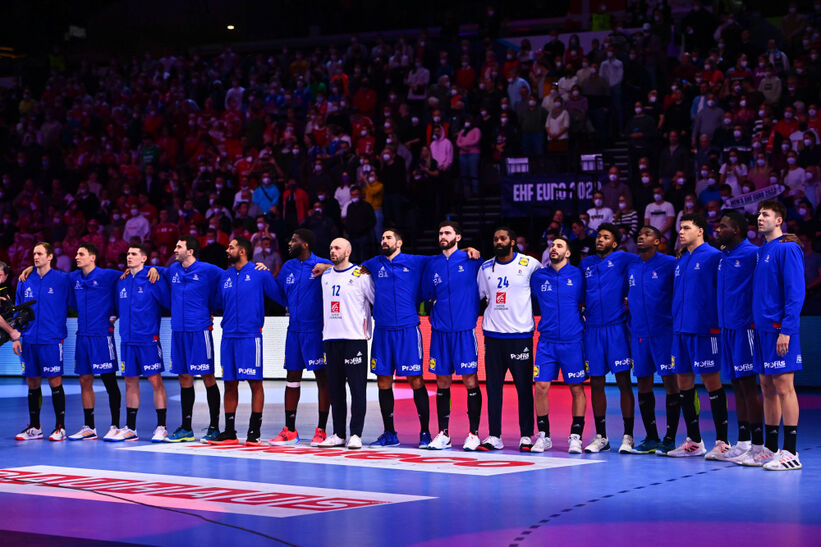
[721,328,757,379]
[583,323,632,377]
[284,330,326,371]
[221,335,263,381]
[754,330,802,376]
[74,335,117,375]
[121,341,165,377]
[21,342,64,378]
[631,333,674,378]
[672,333,721,375]
[429,329,479,376]
[170,330,215,376]
[371,325,424,377]
[534,338,586,384]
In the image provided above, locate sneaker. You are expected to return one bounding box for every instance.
[16,425,43,441]
[48,427,67,442]
[369,431,400,447]
[105,426,138,442]
[318,433,346,448]
[584,434,610,453]
[531,432,552,453]
[310,428,327,447]
[734,445,767,466]
[763,449,802,471]
[519,436,533,452]
[740,446,775,467]
[151,426,168,443]
[200,426,220,443]
[667,437,707,457]
[705,440,733,461]
[68,426,97,441]
[165,427,195,443]
[463,433,481,451]
[618,434,634,454]
[568,434,583,454]
[419,431,433,449]
[427,431,452,450]
[655,438,676,456]
[207,431,239,445]
[103,426,120,441]
[347,435,362,449]
[269,427,300,446]
[477,435,504,451]
[245,429,261,446]
[724,440,752,461]
[632,438,660,454]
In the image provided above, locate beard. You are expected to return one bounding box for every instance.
[439,238,457,250]
[288,245,301,258]
[381,244,396,256]
[494,242,512,259]
[226,253,239,264]
[549,253,562,264]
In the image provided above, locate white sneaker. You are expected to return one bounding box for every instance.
[103,426,120,441]
[763,449,802,471]
[568,434,583,454]
[68,426,98,441]
[724,440,752,461]
[705,440,733,461]
[151,426,168,443]
[48,427,67,442]
[618,434,634,454]
[106,426,139,442]
[318,433,346,447]
[15,425,43,441]
[519,436,533,452]
[478,435,504,451]
[427,431,452,450]
[463,433,481,451]
[584,434,610,453]
[531,432,552,453]
[667,437,707,457]
[737,445,773,467]
[346,435,362,450]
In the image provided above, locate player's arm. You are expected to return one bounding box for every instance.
[152,274,172,309]
[18,265,33,282]
[361,273,375,305]
[476,266,488,301]
[312,263,333,276]
[778,244,806,355]
[262,269,281,303]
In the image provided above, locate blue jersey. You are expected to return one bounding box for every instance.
[275,253,332,333]
[15,268,70,344]
[580,251,639,327]
[753,236,805,336]
[117,268,171,344]
[163,260,224,332]
[672,242,721,335]
[530,264,584,342]
[422,250,481,332]
[363,253,431,329]
[717,240,758,330]
[217,262,280,337]
[69,267,122,337]
[627,253,676,337]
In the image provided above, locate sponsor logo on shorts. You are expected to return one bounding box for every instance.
[509,351,530,361]
[495,292,506,304]
[460,361,478,369]
[566,370,585,379]
[42,365,61,374]
[91,363,112,371]
[144,362,162,372]
[765,360,786,369]
[797,355,803,364]
[307,358,325,366]
[533,365,539,378]
[694,360,715,368]
[659,362,674,372]
[429,358,436,371]
[370,358,376,371]
[189,363,210,372]
[344,355,363,365]
[735,362,754,373]
[238,367,258,375]
[403,364,422,373]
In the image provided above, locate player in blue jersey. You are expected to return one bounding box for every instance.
[627,226,680,455]
[14,242,71,442]
[269,229,332,447]
[421,221,483,450]
[753,200,806,470]
[715,212,765,464]
[579,223,640,454]
[668,214,728,458]
[530,237,587,454]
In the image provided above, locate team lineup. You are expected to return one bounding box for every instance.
[4,200,805,471]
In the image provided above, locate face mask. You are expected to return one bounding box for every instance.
[257,223,265,231]
[131,208,139,216]
[707,178,716,185]
[189,230,197,236]
[382,154,391,162]
[707,210,717,218]
[517,243,525,252]
[806,171,814,180]
[368,176,376,183]
[811,109,818,117]
[649,95,657,103]
[685,201,695,209]
[729,156,738,163]
[707,100,716,108]
[787,157,797,165]
[500,117,508,125]
[785,112,794,119]
[739,99,747,107]
[770,176,779,184]
[753,141,762,149]
[723,118,732,125]
[594,199,603,207]
[732,130,742,139]
[433,115,442,122]
[464,122,471,128]
[206,238,215,244]
[654,193,663,202]
[805,139,813,146]
[362,164,372,172]
[292,149,300,155]
[411,116,419,124]
[350,197,360,202]
[641,176,651,184]
[799,207,808,216]
[151,257,160,265]
[747,230,757,240]
[112,214,120,221]
[618,202,627,210]
[609,174,618,182]
[756,158,766,166]
[634,107,643,114]
[782,143,791,151]
[700,170,709,178]
[361,130,368,136]
[528,100,537,107]
[216,184,224,190]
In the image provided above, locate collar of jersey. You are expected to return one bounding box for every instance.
[495,252,518,265]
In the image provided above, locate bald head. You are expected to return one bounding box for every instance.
[329,238,352,266]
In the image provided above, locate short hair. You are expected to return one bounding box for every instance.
[128,243,149,256]
[759,199,786,222]
[680,213,707,232]
[234,236,253,258]
[639,225,662,241]
[292,228,316,250]
[553,235,571,247]
[494,226,516,241]
[77,241,98,257]
[596,223,620,240]
[383,227,403,241]
[34,241,54,256]
[0,261,8,276]
[179,235,200,257]
[438,220,462,235]
[720,210,747,234]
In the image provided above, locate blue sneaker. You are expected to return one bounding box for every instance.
[165,427,195,443]
[419,431,432,449]
[655,438,676,456]
[200,426,220,443]
[631,438,661,454]
[369,431,400,447]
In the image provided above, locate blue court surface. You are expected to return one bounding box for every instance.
[0,377,820,546]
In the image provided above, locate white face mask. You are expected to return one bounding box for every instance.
[729,156,738,163]
[757,158,766,166]
[685,201,695,209]
[798,207,808,216]
[770,176,779,184]
[787,157,797,165]
[707,210,717,218]
[618,202,627,210]
[805,139,814,147]
[654,193,663,202]
[257,223,265,230]
[634,107,643,114]
[740,100,747,107]
[733,131,742,139]
[641,176,651,184]
[593,198,603,207]
[747,230,757,240]
[609,174,618,181]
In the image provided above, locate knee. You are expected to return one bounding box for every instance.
[534,382,550,396]
[436,376,452,390]
[773,379,795,398]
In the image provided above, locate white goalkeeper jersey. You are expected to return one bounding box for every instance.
[321,265,375,341]
[477,253,541,338]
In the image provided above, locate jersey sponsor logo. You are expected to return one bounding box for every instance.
[584,267,592,278]
[143,362,162,372]
[734,260,741,268]
[24,287,33,298]
[460,361,478,369]
[734,362,754,373]
[674,265,680,277]
[402,364,422,373]
[42,365,61,374]
[481,261,493,270]
[92,280,98,286]
[172,273,181,283]
[378,266,388,278]
[48,287,54,294]
[286,273,295,285]
[307,357,326,367]
[566,370,585,379]
[193,274,199,281]
[75,281,82,289]
[764,254,771,263]
[402,267,409,272]
[613,358,632,367]
[607,260,614,268]
[651,271,658,279]
[330,301,341,314]
[694,360,715,368]
[352,268,362,277]
[658,362,674,372]
[694,262,701,270]
[518,257,529,266]
[0,466,430,517]
[137,286,144,294]
[119,288,127,298]
[189,363,210,372]
[797,354,803,364]
[495,292,506,304]
[432,273,442,286]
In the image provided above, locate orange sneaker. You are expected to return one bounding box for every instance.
[268,427,299,446]
[310,428,327,447]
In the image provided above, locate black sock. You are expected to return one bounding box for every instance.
[51,385,65,428]
[783,425,798,454]
[413,386,430,434]
[181,387,195,430]
[751,422,764,445]
[206,384,221,429]
[623,416,634,437]
[638,391,659,441]
[126,407,138,431]
[664,393,681,442]
[317,410,329,431]
[680,388,701,443]
[250,411,262,432]
[537,414,550,437]
[28,388,42,429]
[737,421,751,443]
[708,388,728,443]
[84,408,95,429]
[101,372,120,428]
[436,388,451,435]
[285,409,297,431]
[467,387,481,435]
[594,415,607,437]
[765,424,779,452]
[378,388,395,433]
[225,412,236,435]
[571,416,585,436]
[156,408,166,427]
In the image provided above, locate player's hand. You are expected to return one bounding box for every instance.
[109,315,118,325]
[312,263,333,276]
[254,262,269,271]
[19,266,33,282]
[147,267,160,283]
[12,340,22,356]
[776,333,790,357]
[464,247,482,260]
[9,329,21,342]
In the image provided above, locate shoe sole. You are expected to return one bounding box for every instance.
[269,439,300,446]
[347,445,362,450]
[427,445,452,450]
[568,449,582,454]
[631,448,658,454]
[369,442,401,448]
[584,446,610,453]
[245,441,262,446]
[319,443,346,448]
[68,436,97,441]
[16,437,43,441]
[763,464,802,471]
[207,440,239,445]
[310,441,325,447]
[165,437,195,443]
[618,448,633,454]
[520,446,532,452]
[49,437,67,442]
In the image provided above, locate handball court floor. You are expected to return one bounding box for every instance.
[0,378,820,546]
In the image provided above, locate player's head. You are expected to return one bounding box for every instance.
[329,237,352,265]
[438,221,462,251]
[126,244,148,269]
[0,261,8,284]
[381,228,403,256]
[549,236,571,265]
[33,241,54,268]
[175,236,200,263]
[595,223,620,256]
[717,210,747,246]
[76,241,98,269]
[679,213,707,247]
[636,225,662,252]
[289,228,315,258]
[758,199,786,236]
[227,236,252,264]
[493,226,516,258]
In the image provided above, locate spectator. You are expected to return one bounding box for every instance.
[602,166,630,211]
[613,193,639,241]
[253,174,281,215]
[456,116,481,198]
[253,236,283,276]
[123,209,150,242]
[587,191,614,231]
[643,186,676,241]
